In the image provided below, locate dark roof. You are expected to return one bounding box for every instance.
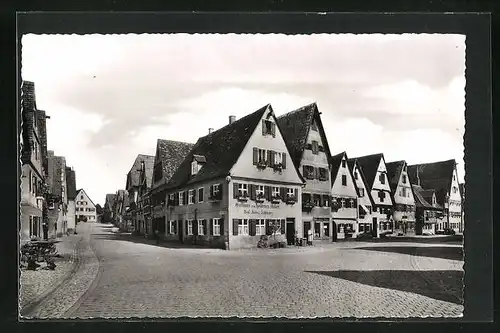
[76,189,97,208]
[193,154,207,163]
[352,153,384,190]
[407,159,456,206]
[165,104,269,189]
[21,81,37,165]
[347,158,375,206]
[412,184,443,210]
[36,110,49,175]
[127,154,155,189]
[385,160,405,195]
[143,156,155,188]
[65,167,77,200]
[153,139,195,187]
[330,151,347,183]
[276,103,332,170]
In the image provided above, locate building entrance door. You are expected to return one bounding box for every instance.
[372,217,378,237]
[303,221,311,239]
[178,220,184,243]
[286,218,295,245]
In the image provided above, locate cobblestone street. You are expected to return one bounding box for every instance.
[27,223,459,319]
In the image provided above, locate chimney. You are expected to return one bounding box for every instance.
[229,115,236,124]
[208,128,214,134]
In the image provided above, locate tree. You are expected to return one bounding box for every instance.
[96,204,104,215]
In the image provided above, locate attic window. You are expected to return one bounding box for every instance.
[354,172,359,180]
[379,173,386,184]
[262,119,276,137]
[341,160,346,168]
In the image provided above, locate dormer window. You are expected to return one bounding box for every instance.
[191,155,206,176]
[262,119,276,137]
[191,161,198,175]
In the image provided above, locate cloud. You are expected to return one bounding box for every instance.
[21,33,466,203]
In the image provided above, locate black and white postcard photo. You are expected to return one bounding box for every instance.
[18,18,481,320]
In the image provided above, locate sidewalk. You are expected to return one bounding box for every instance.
[19,233,82,315]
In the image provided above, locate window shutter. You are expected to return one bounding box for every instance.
[218,184,223,199]
[250,184,256,200]
[282,153,286,169]
[209,185,214,198]
[270,151,275,166]
[192,190,196,204]
[280,220,286,234]
[262,120,266,135]
[249,219,256,236]
[193,220,198,235]
[267,150,272,166]
[220,217,224,235]
[302,166,307,178]
[271,122,276,137]
[173,221,177,234]
[233,183,239,198]
[280,187,286,201]
[253,148,258,165]
[265,186,271,201]
[209,218,213,236]
[184,191,188,205]
[203,219,207,235]
[233,219,239,236]
[265,219,271,235]
[294,188,298,199]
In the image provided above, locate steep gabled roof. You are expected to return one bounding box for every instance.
[276,102,332,170]
[127,154,155,189]
[412,184,443,210]
[153,139,195,187]
[21,81,37,164]
[352,153,384,190]
[165,104,269,189]
[407,159,456,206]
[76,189,96,208]
[143,156,155,188]
[347,157,375,206]
[385,160,405,196]
[330,151,346,183]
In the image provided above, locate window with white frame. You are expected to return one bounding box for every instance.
[187,220,193,235]
[169,220,176,234]
[354,171,359,180]
[287,188,294,198]
[191,161,198,175]
[274,152,283,165]
[238,219,249,235]
[256,219,266,235]
[179,192,184,206]
[257,149,266,163]
[272,187,280,198]
[238,183,248,197]
[256,185,264,198]
[358,188,365,197]
[198,219,205,235]
[213,218,221,236]
[188,189,195,204]
[212,184,220,198]
[169,193,175,203]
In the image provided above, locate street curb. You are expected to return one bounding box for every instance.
[20,236,84,317]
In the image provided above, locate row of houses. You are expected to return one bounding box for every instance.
[20,80,97,242]
[106,103,464,250]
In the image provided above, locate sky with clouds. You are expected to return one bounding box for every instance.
[21,33,465,206]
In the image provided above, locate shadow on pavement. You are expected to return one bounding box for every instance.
[353,246,463,261]
[306,270,463,305]
[91,232,213,249]
[347,234,463,244]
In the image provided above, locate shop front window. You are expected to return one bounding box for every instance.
[314,222,321,238]
[323,222,330,237]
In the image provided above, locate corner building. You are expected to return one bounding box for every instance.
[160,104,305,250]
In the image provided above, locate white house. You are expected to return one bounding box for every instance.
[347,158,374,236]
[75,189,97,223]
[354,153,395,238]
[330,152,358,239]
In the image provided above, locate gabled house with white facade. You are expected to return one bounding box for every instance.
[75,189,97,223]
[347,158,374,236]
[160,104,305,250]
[386,160,416,235]
[354,153,395,237]
[125,154,154,233]
[407,159,463,233]
[277,103,333,243]
[412,184,444,235]
[330,152,358,239]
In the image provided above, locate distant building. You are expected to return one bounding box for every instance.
[407,159,463,233]
[103,193,116,223]
[277,103,333,243]
[148,139,194,238]
[47,151,69,237]
[412,184,445,235]
[386,160,416,235]
[353,153,395,237]
[159,104,304,250]
[75,189,97,223]
[113,189,129,229]
[330,152,358,239]
[348,158,374,236]
[136,156,154,236]
[125,154,154,233]
[65,167,77,233]
[20,81,45,242]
